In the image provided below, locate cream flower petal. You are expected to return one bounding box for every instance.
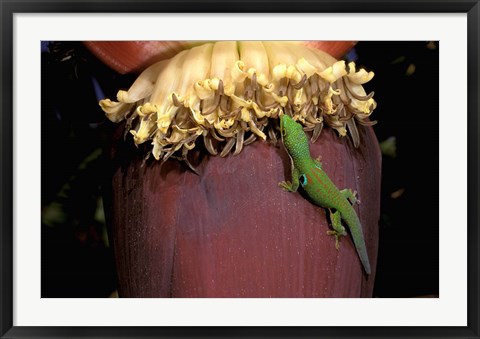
[99,41,377,164]
[347,61,374,84]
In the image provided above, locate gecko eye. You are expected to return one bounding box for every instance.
[281,127,287,137]
[299,174,307,186]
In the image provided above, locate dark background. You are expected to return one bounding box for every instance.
[41,41,439,298]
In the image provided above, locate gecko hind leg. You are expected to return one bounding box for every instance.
[326,209,347,250]
[340,188,358,205]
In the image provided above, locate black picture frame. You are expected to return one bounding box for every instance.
[1,1,479,338]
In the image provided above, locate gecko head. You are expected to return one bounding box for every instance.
[280,114,309,149]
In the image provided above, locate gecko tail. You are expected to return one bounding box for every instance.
[357,246,371,275]
[345,213,372,275]
[351,232,371,275]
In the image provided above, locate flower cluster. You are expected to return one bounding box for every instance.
[100,41,376,167]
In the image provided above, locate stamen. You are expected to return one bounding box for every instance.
[346,103,366,115]
[161,149,176,164]
[257,116,268,127]
[344,77,375,100]
[217,121,239,137]
[244,133,257,146]
[155,151,164,162]
[267,125,277,144]
[209,127,225,142]
[201,91,221,115]
[310,104,319,119]
[284,104,293,117]
[217,79,224,95]
[286,82,296,107]
[248,118,266,140]
[170,146,199,174]
[311,122,323,143]
[244,79,254,100]
[233,128,245,155]
[240,120,249,132]
[309,75,320,98]
[304,81,312,103]
[346,119,360,148]
[221,106,240,119]
[220,138,236,157]
[219,95,229,112]
[183,107,199,126]
[279,78,288,96]
[296,103,306,116]
[355,117,378,126]
[255,89,279,110]
[306,112,322,124]
[147,128,157,140]
[324,114,343,129]
[141,150,152,168]
[349,88,375,101]
[204,135,218,155]
[182,133,199,146]
[160,145,174,152]
[251,73,258,91]
[172,93,182,107]
[303,121,316,130]
[181,146,199,175]
[303,100,313,117]
[338,104,354,122]
[292,74,307,89]
[124,110,138,140]
[270,108,280,119]
[335,79,351,105]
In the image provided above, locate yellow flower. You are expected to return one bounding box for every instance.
[99,41,376,164]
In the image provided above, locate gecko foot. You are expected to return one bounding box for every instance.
[340,188,358,205]
[327,229,347,250]
[278,181,294,192]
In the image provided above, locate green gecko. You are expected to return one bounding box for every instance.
[278,114,371,275]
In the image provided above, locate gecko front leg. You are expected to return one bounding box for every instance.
[313,155,323,169]
[279,166,300,192]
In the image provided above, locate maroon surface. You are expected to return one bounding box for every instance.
[106,125,381,297]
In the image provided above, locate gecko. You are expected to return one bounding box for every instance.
[278,114,371,275]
